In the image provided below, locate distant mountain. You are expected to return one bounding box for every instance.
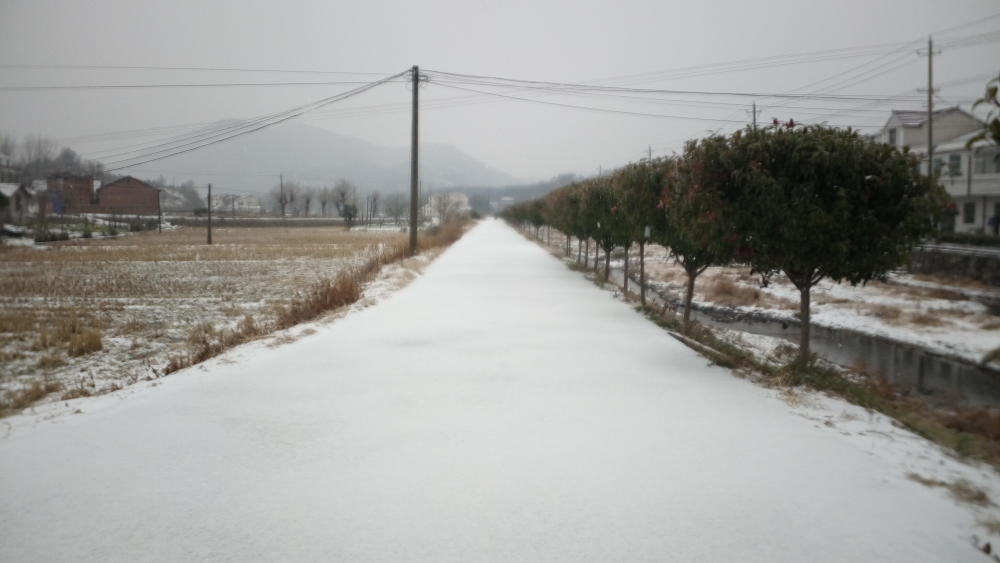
[120,122,520,194]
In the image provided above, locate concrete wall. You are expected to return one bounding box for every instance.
[909,247,1000,285]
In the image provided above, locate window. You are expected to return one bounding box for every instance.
[948,154,962,176]
[887,128,897,146]
[933,158,945,175]
[974,150,1000,174]
[963,202,976,224]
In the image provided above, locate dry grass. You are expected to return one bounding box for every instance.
[910,313,946,327]
[907,473,992,507]
[0,224,408,414]
[867,304,903,321]
[923,287,966,301]
[940,409,1000,441]
[161,221,469,376]
[704,277,762,307]
[912,273,993,292]
[0,379,62,417]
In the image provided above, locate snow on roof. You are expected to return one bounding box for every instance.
[0,183,18,197]
[888,106,980,128]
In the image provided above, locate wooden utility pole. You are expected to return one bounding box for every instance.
[752,101,757,129]
[157,190,162,233]
[409,65,419,255]
[207,183,213,245]
[279,173,285,218]
[926,36,934,174]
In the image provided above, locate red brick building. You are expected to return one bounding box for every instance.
[46,175,97,214]
[96,176,160,215]
[44,175,160,216]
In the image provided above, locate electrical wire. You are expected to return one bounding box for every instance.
[102,69,409,172]
[431,81,885,127]
[0,79,406,92]
[0,63,391,75]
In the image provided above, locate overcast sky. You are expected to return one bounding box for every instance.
[0,0,997,183]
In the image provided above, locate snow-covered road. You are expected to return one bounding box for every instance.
[1,219,995,562]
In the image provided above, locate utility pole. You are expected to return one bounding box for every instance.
[157,190,162,233]
[207,183,213,245]
[919,36,940,175]
[409,65,419,255]
[647,145,652,161]
[279,173,285,218]
[752,101,757,129]
[927,36,934,174]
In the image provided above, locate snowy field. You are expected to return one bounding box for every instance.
[538,230,1000,366]
[0,226,404,412]
[2,219,999,562]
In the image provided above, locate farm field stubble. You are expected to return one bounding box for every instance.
[0,225,405,415]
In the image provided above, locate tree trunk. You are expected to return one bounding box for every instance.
[683,271,696,331]
[623,243,630,293]
[546,225,550,246]
[594,241,599,271]
[798,284,811,364]
[584,239,589,267]
[604,246,611,282]
[639,241,646,306]
[565,233,570,256]
[577,238,582,263]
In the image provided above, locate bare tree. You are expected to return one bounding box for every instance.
[22,135,56,164]
[384,193,406,225]
[284,182,300,216]
[333,179,358,229]
[369,190,380,225]
[318,186,331,217]
[0,133,16,157]
[270,185,289,217]
[302,187,314,217]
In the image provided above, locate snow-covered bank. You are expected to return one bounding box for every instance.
[2,219,998,562]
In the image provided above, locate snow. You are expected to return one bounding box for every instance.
[627,243,1000,365]
[2,219,999,562]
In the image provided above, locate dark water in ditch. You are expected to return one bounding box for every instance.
[617,269,1000,408]
[692,309,1000,407]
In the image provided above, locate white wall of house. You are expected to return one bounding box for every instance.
[932,143,1000,234]
[877,108,997,235]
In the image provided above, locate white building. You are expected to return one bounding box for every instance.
[211,194,263,216]
[877,107,998,234]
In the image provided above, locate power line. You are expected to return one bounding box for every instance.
[0,79,406,91]
[426,72,925,102]
[431,81,885,127]
[103,70,409,172]
[0,63,392,75]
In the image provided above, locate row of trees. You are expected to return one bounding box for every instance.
[267,179,409,226]
[502,123,948,364]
